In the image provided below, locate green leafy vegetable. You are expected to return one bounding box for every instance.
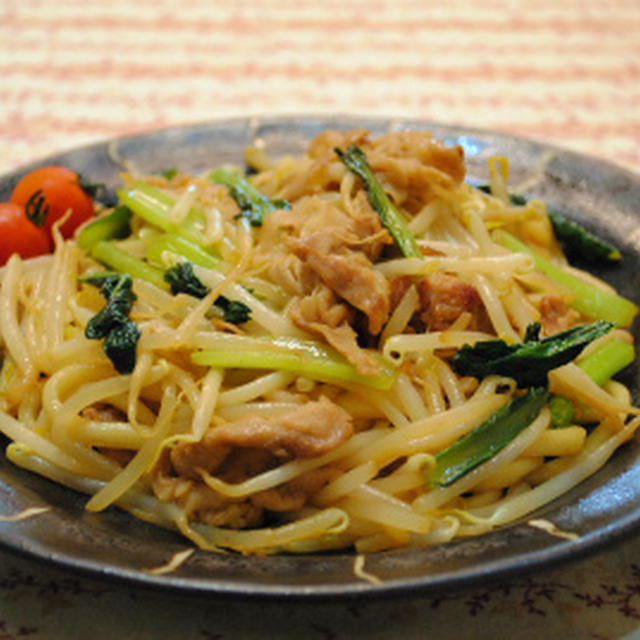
[76,205,132,251]
[547,210,621,263]
[208,169,290,227]
[154,168,178,181]
[428,386,549,487]
[451,320,614,387]
[335,145,423,259]
[212,295,252,325]
[164,261,210,298]
[80,271,140,374]
[163,261,252,325]
[477,184,620,263]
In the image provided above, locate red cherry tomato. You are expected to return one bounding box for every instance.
[0,203,51,266]
[10,165,95,239]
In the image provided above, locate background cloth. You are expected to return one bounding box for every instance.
[1,0,639,174]
[0,1,640,638]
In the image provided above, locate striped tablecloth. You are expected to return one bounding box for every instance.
[1,0,639,174]
[0,1,640,638]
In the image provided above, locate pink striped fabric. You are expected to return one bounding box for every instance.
[1,0,639,173]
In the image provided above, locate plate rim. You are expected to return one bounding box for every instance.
[0,114,639,599]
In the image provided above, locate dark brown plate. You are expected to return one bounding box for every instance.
[0,116,639,599]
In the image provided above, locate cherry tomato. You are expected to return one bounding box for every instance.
[10,165,95,239]
[0,203,51,266]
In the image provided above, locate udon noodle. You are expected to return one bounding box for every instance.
[0,128,638,555]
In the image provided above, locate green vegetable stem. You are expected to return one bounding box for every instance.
[192,336,395,390]
[335,145,423,259]
[91,241,167,290]
[576,337,635,387]
[549,337,635,427]
[548,395,576,428]
[498,231,637,327]
[117,181,206,246]
[146,233,222,271]
[76,205,132,251]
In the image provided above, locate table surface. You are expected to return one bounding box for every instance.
[1,1,640,637]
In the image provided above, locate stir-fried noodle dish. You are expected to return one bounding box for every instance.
[0,128,638,555]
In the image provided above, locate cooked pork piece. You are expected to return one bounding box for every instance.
[170,396,353,480]
[289,232,390,335]
[289,286,382,376]
[539,295,581,336]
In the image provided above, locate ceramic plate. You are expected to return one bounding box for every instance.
[0,116,639,599]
